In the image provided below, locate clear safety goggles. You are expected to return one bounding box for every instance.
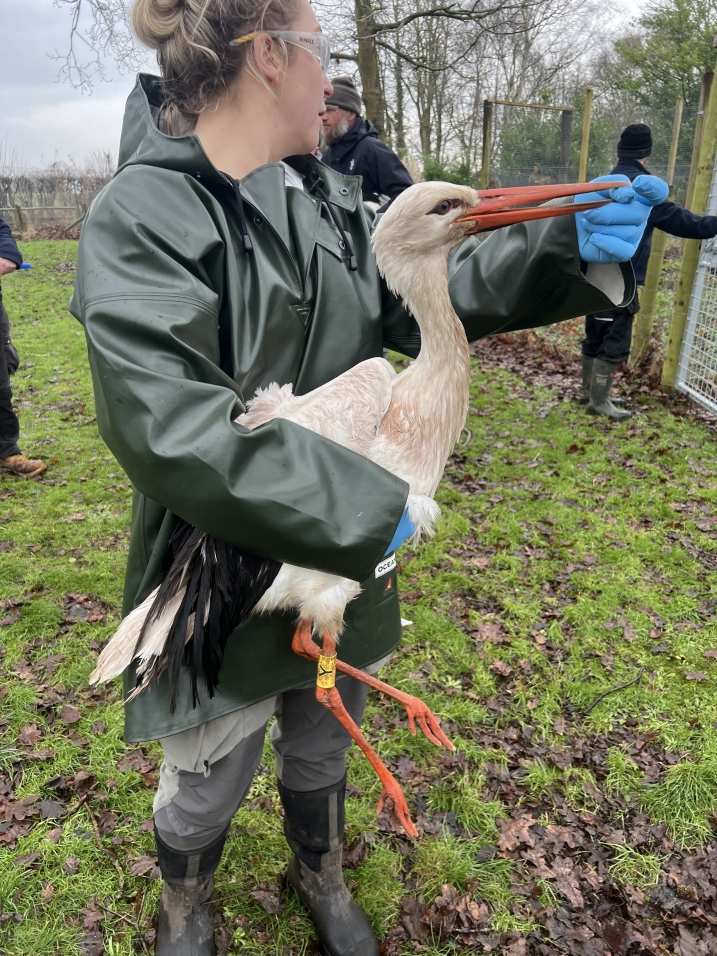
[230,31,331,75]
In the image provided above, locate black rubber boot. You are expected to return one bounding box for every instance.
[154,826,228,955]
[278,778,378,956]
[586,358,631,420]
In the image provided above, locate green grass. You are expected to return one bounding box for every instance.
[604,748,643,799]
[1,241,717,953]
[640,757,717,848]
[605,844,662,888]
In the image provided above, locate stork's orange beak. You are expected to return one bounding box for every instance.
[455,181,628,234]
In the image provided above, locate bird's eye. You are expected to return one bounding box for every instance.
[430,199,461,216]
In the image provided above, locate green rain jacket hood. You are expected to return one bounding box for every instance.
[71,74,634,742]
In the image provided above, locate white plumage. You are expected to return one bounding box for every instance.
[90,181,480,691]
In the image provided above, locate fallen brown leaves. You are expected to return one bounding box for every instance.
[249,883,285,915]
[381,885,490,953]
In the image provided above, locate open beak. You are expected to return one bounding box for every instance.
[455,181,628,234]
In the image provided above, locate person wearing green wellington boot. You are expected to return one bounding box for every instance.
[71,0,660,950]
[582,124,717,419]
[580,356,626,409]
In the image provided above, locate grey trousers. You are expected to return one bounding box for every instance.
[153,674,371,852]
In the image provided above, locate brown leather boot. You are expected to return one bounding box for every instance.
[0,454,46,478]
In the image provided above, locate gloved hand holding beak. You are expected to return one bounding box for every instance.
[575,174,669,264]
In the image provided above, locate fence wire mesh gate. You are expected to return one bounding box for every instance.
[676,158,717,413]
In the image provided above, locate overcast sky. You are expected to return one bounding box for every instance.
[3,0,639,170]
[2,0,155,168]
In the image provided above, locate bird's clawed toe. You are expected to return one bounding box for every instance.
[377,783,419,839]
[401,694,455,751]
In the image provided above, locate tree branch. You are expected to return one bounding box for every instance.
[371,0,546,35]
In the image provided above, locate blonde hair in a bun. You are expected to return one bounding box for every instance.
[132,0,298,134]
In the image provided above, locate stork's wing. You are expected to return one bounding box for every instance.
[236,357,396,456]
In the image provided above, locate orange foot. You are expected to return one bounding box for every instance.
[316,682,418,838]
[292,619,454,751]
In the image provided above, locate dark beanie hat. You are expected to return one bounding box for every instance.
[617,123,653,159]
[325,76,362,115]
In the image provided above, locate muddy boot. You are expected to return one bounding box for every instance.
[154,826,227,956]
[580,355,593,404]
[279,778,378,956]
[586,358,631,420]
[581,356,624,405]
[0,454,46,478]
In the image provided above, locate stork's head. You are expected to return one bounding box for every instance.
[372,179,622,287]
[372,182,482,269]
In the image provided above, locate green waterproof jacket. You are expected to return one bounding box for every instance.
[70,75,634,742]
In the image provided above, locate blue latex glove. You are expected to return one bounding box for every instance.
[575,174,669,264]
[385,508,415,555]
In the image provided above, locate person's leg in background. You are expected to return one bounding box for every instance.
[582,306,633,420]
[272,676,379,956]
[0,300,45,477]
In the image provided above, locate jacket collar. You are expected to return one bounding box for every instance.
[325,117,377,162]
[117,75,225,185]
[612,156,650,178]
[285,154,361,212]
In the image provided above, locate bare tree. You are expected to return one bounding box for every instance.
[56,0,617,181]
[53,0,149,90]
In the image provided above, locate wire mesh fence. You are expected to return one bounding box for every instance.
[488,102,698,198]
[676,158,717,413]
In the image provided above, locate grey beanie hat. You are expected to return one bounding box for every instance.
[325,75,362,115]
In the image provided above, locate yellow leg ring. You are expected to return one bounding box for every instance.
[316,653,337,689]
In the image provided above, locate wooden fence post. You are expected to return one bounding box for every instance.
[662,64,717,390]
[480,101,493,189]
[629,97,684,365]
[578,89,593,183]
[686,71,714,211]
[14,204,24,231]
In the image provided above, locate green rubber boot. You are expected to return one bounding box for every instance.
[581,355,624,404]
[580,355,593,404]
[154,827,228,955]
[279,778,378,956]
[586,359,631,420]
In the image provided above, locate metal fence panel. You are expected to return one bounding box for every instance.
[675,159,717,413]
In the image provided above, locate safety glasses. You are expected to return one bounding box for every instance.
[230,31,331,75]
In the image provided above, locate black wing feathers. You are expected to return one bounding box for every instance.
[134,519,281,713]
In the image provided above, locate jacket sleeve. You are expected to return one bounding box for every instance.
[69,170,408,584]
[650,200,717,240]
[368,141,414,201]
[382,214,635,357]
[0,218,22,268]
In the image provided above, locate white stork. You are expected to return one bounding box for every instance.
[90,179,619,835]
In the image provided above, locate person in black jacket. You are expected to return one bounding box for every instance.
[0,217,45,478]
[582,123,717,419]
[321,76,413,207]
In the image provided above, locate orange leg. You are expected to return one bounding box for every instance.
[291,619,456,837]
[292,619,454,751]
[312,629,418,838]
